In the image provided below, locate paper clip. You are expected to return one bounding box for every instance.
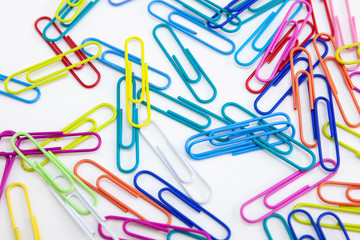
[317,181,360,207]
[288,209,324,240]
[317,212,350,240]
[74,159,172,224]
[153,24,217,103]
[350,71,360,92]
[167,230,208,240]
[35,16,101,88]
[140,120,212,204]
[292,203,359,233]
[185,112,295,160]
[148,1,235,55]
[0,74,41,103]
[234,0,302,66]
[49,176,118,240]
[117,77,139,173]
[4,41,101,95]
[134,170,231,240]
[254,37,329,115]
[81,37,171,90]
[313,33,360,128]
[150,22,214,91]
[307,0,335,40]
[245,19,315,94]
[221,102,316,171]
[20,103,116,171]
[335,41,360,66]
[55,0,87,23]
[263,213,295,240]
[43,0,99,42]
[255,0,312,82]
[6,183,41,240]
[108,0,133,6]
[125,36,151,128]
[174,0,241,33]
[98,216,212,240]
[323,121,360,157]
[240,159,337,223]
[11,133,98,215]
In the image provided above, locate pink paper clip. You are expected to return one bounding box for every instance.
[328,0,360,71]
[98,215,211,240]
[240,159,337,223]
[255,0,312,83]
[34,16,101,88]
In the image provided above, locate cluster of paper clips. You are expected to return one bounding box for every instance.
[2,0,360,239]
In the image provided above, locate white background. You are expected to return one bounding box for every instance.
[1,0,360,239]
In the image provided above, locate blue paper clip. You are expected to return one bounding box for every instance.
[317,212,350,240]
[0,74,41,104]
[206,0,257,30]
[234,0,302,66]
[288,209,323,240]
[153,24,217,104]
[81,37,171,90]
[134,170,231,240]
[108,0,133,6]
[43,0,99,42]
[148,1,235,55]
[116,77,139,173]
[173,0,240,33]
[221,102,316,171]
[263,213,295,240]
[185,112,295,160]
[254,38,329,115]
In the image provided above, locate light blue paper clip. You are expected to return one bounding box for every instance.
[81,37,171,90]
[108,0,133,6]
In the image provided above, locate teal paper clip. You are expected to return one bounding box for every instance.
[263,213,295,240]
[117,77,139,173]
[153,24,217,103]
[168,230,208,240]
[43,0,99,42]
[81,37,171,90]
[148,0,235,55]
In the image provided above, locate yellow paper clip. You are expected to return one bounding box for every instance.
[335,42,360,65]
[4,41,101,95]
[125,36,151,128]
[6,183,41,240]
[55,0,87,23]
[21,103,116,172]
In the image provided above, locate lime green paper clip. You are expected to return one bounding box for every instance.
[4,41,101,95]
[323,121,360,157]
[55,0,88,23]
[153,24,217,104]
[11,132,98,215]
[293,202,360,232]
[335,42,360,65]
[6,183,41,240]
[21,103,116,172]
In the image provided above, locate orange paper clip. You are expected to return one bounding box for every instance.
[73,159,171,224]
[318,181,360,207]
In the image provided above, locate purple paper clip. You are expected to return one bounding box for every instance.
[350,71,360,93]
[98,215,211,240]
[255,0,312,83]
[240,159,338,223]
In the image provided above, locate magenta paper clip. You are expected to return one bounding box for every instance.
[0,155,16,202]
[350,71,360,93]
[98,215,211,240]
[15,132,101,155]
[255,0,312,83]
[240,159,337,223]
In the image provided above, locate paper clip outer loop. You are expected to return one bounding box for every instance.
[317,212,350,240]
[263,213,295,240]
[34,16,101,88]
[288,209,323,240]
[55,0,87,23]
[43,0,99,42]
[317,181,360,207]
[153,23,217,104]
[335,42,360,66]
[4,41,102,95]
[167,230,209,240]
[11,132,98,215]
[134,170,231,240]
[98,215,212,240]
[74,159,172,224]
[21,103,116,172]
[240,159,337,223]
[0,74,41,103]
[125,37,151,128]
[148,0,235,55]
[6,183,41,240]
[117,77,140,173]
[108,0,133,6]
